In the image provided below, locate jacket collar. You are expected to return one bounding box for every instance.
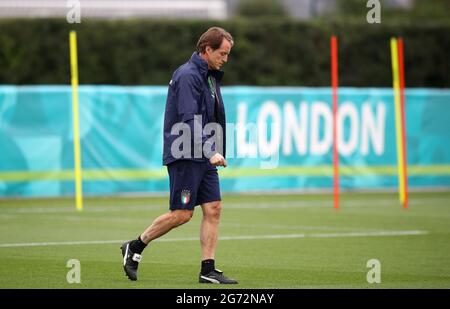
[190,52,224,82]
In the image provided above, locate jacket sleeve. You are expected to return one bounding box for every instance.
[176,73,201,122]
[175,73,204,157]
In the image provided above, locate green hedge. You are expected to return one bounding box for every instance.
[0,19,449,87]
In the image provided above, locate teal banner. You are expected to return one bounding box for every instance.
[0,86,449,197]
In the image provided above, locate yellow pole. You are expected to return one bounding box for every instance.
[70,31,83,211]
[390,38,406,205]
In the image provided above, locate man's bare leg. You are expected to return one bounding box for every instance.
[121,209,193,281]
[140,209,193,243]
[200,201,221,260]
[198,201,237,284]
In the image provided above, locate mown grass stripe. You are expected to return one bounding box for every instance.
[0,165,449,182]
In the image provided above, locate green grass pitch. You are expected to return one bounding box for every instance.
[0,191,449,288]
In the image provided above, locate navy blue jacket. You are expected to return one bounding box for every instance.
[163,52,226,166]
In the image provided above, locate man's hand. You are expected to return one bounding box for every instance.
[209,153,227,167]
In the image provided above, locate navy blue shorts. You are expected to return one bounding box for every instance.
[167,160,221,210]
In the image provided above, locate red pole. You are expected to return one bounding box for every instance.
[331,36,339,210]
[397,37,409,209]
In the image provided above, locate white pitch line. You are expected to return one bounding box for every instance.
[0,230,429,248]
[306,230,429,238]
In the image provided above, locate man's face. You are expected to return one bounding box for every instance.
[205,39,232,70]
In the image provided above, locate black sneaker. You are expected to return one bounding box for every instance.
[121,241,142,281]
[199,269,238,284]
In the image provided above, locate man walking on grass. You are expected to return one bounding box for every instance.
[121,27,237,284]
